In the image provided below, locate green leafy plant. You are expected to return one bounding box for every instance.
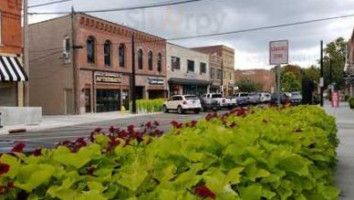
[132,98,165,113]
[348,97,354,109]
[0,106,339,199]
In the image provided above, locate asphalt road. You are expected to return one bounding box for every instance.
[0,111,225,147]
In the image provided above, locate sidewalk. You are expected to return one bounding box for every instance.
[0,111,158,135]
[324,101,354,200]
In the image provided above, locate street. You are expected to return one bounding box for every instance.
[0,111,222,145]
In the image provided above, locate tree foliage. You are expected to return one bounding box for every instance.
[237,79,262,92]
[281,72,301,92]
[322,37,347,88]
[302,65,320,83]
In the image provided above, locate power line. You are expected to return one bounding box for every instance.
[28,0,212,15]
[168,13,354,40]
[28,0,72,8]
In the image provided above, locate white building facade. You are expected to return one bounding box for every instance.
[166,43,211,97]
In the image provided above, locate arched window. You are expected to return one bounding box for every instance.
[104,40,112,67]
[86,36,95,64]
[157,53,162,72]
[119,44,125,68]
[148,51,153,71]
[138,49,143,70]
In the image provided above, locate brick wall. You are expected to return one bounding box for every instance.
[0,0,22,54]
[234,69,275,92]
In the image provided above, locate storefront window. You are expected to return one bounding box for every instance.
[0,83,17,106]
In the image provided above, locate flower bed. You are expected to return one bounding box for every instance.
[0,106,339,199]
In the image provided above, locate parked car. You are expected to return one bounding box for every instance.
[199,96,221,111]
[260,92,271,103]
[163,95,202,114]
[233,92,249,106]
[290,92,303,105]
[201,93,233,110]
[248,93,261,105]
[270,93,291,105]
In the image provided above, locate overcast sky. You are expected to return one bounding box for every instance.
[29,0,354,70]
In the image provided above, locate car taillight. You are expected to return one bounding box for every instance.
[183,101,187,105]
[222,99,226,103]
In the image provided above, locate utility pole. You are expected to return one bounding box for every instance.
[277,65,281,105]
[131,32,137,114]
[221,59,224,95]
[23,0,30,106]
[320,40,324,107]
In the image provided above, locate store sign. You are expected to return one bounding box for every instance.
[186,72,196,79]
[95,72,122,84]
[148,77,164,85]
[270,40,289,65]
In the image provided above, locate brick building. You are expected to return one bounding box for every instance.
[234,69,275,92]
[0,0,28,107]
[345,29,354,97]
[166,43,210,96]
[192,45,235,96]
[29,13,166,115]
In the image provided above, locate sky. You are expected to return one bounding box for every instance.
[28,0,354,70]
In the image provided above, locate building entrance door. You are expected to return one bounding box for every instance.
[85,89,91,113]
[96,89,121,112]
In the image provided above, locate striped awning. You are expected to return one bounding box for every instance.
[0,56,28,82]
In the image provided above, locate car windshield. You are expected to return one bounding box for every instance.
[212,94,222,98]
[185,96,198,100]
[292,92,301,96]
[240,93,248,97]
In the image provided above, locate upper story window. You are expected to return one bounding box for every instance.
[171,56,180,71]
[148,51,153,71]
[187,60,195,72]
[87,36,95,64]
[63,37,71,54]
[217,69,222,79]
[104,40,112,67]
[200,62,207,74]
[119,44,125,68]
[157,53,162,72]
[210,68,215,79]
[0,11,2,45]
[138,49,143,70]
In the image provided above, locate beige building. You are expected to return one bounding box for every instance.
[166,43,210,96]
[192,45,235,97]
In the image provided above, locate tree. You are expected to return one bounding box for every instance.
[282,65,302,82]
[322,37,347,88]
[302,65,320,83]
[237,79,262,92]
[281,72,301,92]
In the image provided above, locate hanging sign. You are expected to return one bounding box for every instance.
[270,40,289,65]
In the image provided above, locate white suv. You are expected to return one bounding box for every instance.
[163,95,202,114]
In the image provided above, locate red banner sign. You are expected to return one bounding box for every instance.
[331,91,340,108]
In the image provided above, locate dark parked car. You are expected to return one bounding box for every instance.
[271,93,291,105]
[0,140,54,154]
[290,92,303,105]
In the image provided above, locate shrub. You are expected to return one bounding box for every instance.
[349,98,354,109]
[0,106,339,199]
[132,98,165,113]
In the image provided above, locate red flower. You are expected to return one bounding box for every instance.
[7,181,14,189]
[154,121,160,126]
[94,127,102,133]
[11,142,25,153]
[229,122,237,128]
[145,122,152,129]
[127,125,135,133]
[109,126,115,133]
[33,148,42,157]
[0,186,2,194]
[195,186,216,199]
[0,162,10,175]
[87,167,95,176]
[171,121,182,129]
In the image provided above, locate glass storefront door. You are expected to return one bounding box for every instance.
[96,89,121,113]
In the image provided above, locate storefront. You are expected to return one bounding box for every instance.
[0,56,28,106]
[168,78,211,96]
[136,75,167,100]
[81,71,130,113]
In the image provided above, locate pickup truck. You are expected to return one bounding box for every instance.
[201,93,234,110]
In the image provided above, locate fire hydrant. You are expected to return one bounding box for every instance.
[121,106,126,115]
